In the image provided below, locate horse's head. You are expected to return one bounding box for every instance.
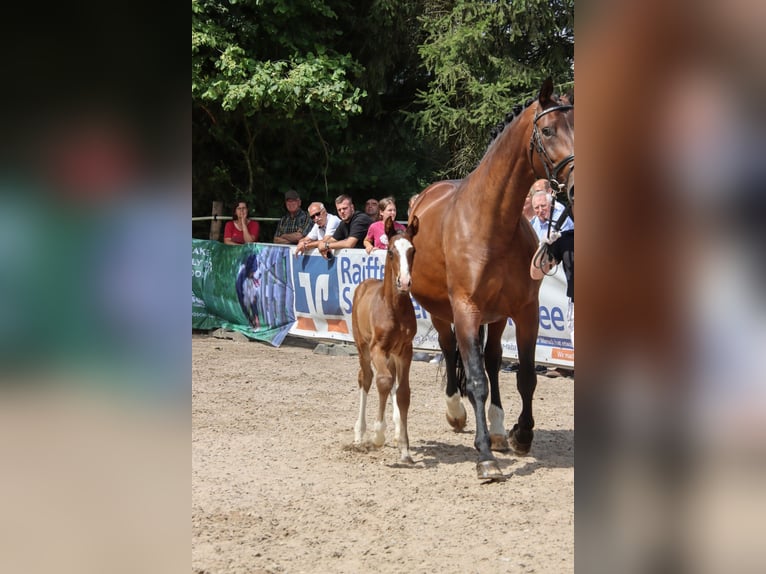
[386,216,418,293]
[530,78,575,202]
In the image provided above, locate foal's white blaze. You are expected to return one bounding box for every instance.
[393,238,413,290]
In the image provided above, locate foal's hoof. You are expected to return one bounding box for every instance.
[490,433,510,452]
[446,411,467,431]
[509,424,533,455]
[476,460,503,480]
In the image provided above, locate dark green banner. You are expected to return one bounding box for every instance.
[192,240,294,346]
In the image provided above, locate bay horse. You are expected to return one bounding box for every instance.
[351,217,419,463]
[408,78,574,479]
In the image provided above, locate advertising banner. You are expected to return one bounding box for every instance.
[289,248,573,368]
[192,240,574,367]
[192,240,294,346]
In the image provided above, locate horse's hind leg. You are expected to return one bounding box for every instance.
[432,316,466,431]
[370,348,393,448]
[509,301,539,455]
[486,321,509,451]
[388,358,401,442]
[354,344,374,444]
[393,351,414,463]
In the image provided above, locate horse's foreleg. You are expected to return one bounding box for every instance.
[370,348,393,448]
[486,321,509,451]
[432,316,466,431]
[354,344,374,444]
[455,313,501,480]
[394,351,414,463]
[509,301,539,455]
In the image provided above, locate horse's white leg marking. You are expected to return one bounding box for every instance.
[354,388,367,444]
[488,403,505,438]
[372,416,387,447]
[446,391,466,421]
[391,381,401,443]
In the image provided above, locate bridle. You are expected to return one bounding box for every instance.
[528,104,574,204]
[528,103,575,274]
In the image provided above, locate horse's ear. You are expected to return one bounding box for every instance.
[406,215,419,239]
[384,216,395,239]
[538,77,554,103]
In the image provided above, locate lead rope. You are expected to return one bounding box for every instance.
[533,179,565,276]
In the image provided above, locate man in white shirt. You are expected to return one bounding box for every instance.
[295,202,341,256]
[530,189,574,241]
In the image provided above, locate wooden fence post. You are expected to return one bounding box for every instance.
[210,201,223,241]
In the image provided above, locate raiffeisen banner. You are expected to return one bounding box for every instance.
[193,240,574,367]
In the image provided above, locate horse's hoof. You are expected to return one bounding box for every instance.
[476,460,503,480]
[400,454,414,464]
[446,411,467,431]
[509,424,533,455]
[490,433,510,452]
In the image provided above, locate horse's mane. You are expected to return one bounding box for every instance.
[487,91,571,146]
[488,98,535,143]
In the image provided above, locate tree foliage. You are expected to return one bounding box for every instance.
[412,0,574,177]
[192,0,573,236]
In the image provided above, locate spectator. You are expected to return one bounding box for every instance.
[530,185,574,241]
[531,213,574,344]
[273,189,312,244]
[223,201,260,244]
[295,202,341,256]
[523,179,551,221]
[364,198,380,221]
[363,197,406,253]
[318,194,373,259]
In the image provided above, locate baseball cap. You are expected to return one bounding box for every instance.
[284,189,300,200]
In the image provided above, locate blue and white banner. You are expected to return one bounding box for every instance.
[288,248,573,367]
[192,240,573,367]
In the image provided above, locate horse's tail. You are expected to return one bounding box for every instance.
[455,351,467,397]
[454,324,485,397]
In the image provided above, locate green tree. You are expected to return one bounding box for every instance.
[192,0,367,226]
[412,0,574,178]
[191,0,573,236]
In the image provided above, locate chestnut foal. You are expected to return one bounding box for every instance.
[351,217,419,463]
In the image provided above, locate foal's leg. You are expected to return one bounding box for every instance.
[394,349,414,463]
[509,300,539,455]
[388,357,401,440]
[370,347,393,448]
[486,320,510,451]
[432,315,466,431]
[354,343,374,444]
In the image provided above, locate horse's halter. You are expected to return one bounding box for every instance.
[528,104,574,200]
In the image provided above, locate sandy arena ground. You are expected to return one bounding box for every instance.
[192,333,573,573]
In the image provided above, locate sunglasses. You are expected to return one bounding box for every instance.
[309,211,323,219]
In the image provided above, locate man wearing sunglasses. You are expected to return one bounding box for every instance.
[295,202,341,256]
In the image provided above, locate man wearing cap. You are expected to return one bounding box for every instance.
[273,189,312,244]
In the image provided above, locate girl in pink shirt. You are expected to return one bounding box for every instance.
[363,197,405,253]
